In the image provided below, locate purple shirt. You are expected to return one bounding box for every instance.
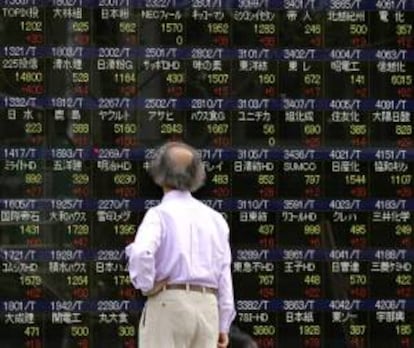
[125,190,236,332]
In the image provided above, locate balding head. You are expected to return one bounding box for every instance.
[168,145,193,168]
[148,142,206,192]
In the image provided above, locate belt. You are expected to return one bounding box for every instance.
[162,283,218,295]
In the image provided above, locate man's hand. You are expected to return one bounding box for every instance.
[142,278,169,297]
[217,332,229,348]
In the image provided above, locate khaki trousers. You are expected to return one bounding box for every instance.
[138,289,219,348]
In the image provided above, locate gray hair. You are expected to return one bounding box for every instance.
[148,142,206,192]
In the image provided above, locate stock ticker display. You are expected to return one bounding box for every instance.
[0,0,414,347]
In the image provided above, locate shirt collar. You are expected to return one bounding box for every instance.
[162,190,192,202]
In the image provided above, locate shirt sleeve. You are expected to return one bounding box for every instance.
[125,208,163,293]
[217,219,236,333]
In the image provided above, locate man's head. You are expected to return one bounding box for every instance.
[148,142,206,192]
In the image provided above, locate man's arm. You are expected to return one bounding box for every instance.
[217,224,236,334]
[125,208,163,293]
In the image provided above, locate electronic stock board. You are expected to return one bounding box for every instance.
[0,0,413,347]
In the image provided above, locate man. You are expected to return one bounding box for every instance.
[125,141,236,348]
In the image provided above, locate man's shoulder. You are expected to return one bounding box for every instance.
[193,198,227,222]
[142,206,161,219]
[157,196,226,222]
[192,197,216,211]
